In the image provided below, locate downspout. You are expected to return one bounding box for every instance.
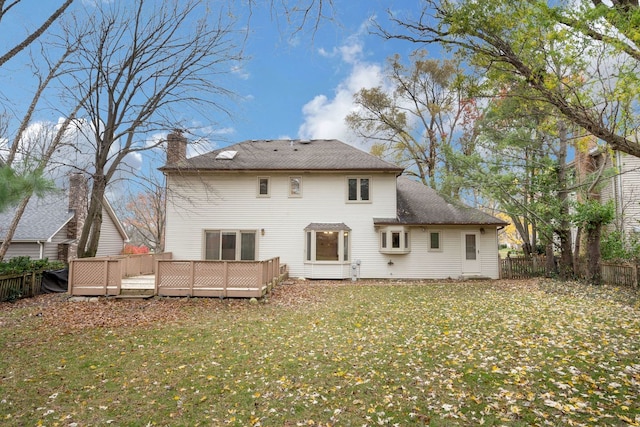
[37,241,44,260]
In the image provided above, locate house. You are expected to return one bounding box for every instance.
[0,174,128,262]
[160,135,507,280]
[573,145,640,237]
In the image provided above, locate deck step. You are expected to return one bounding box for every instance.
[113,293,155,299]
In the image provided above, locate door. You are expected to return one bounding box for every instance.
[461,232,481,274]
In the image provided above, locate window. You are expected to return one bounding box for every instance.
[205,230,256,261]
[429,231,441,251]
[379,226,410,254]
[289,176,302,197]
[304,224,350,263]
[347,177,371,202]
[257,177,270,197]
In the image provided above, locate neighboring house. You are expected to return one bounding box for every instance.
[161,135,507,280]
[574,146,640,237]
[0,174,128,262]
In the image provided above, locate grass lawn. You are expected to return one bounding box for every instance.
[0,279,638,426]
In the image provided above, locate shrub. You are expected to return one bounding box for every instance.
[122,244,150,255]
[601,231,640,262]
[0,257,65,276]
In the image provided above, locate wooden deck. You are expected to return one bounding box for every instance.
[68,254,286,298]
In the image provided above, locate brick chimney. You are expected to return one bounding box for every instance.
[167,130,187,164]
[67,173,88,240]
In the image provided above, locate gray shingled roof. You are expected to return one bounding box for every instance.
[0,192,73,241]
[375,177,508,226]
[160,139,404,172]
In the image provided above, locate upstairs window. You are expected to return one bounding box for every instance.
[347,177,370,202]
[289,176,302,197]
[257,177,270,197]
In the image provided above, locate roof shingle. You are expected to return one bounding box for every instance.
[376,177,507,226]
[160,139,404,173]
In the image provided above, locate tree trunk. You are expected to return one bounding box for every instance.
[587,224,602,285]
[77,174,106,258]
[545,242,556,277]
[0,195,32,261]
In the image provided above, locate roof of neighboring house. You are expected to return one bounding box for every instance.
[0,192,74,242]
[375,177,508,226]
[160,139,404,173]
[0,191,128,243]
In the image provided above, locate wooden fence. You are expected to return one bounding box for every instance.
[68,253,173,296]
[501,255,639,288]
[156,257,281,298]
[0,271,42,302]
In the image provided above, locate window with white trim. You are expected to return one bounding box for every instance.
[429,231,442,251]
[289,176,302,197]
[257,177,270,197]
[305,227,350,262]
[347,177,370,202]
[205,230,256,261]
[379,226,410,254]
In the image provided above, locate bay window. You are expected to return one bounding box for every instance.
[379,226,410,254]
[304,223,350,263]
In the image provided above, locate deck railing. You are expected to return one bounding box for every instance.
[68,253,173,296]
[156,257,280,298]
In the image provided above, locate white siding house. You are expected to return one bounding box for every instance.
[600,151,640,236]
[162,137,507,280]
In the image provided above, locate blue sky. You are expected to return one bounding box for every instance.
[220,1,416,146]
[0,1,424,192]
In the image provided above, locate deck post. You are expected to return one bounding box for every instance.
[223,262,228,298]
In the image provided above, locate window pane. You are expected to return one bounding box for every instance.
[343,231,349,261]
[205,231,220,260]
[392,232,400,248]
[430,232,440,249]
[240,232,256,260]
[306,231,311,261]
[360,178,369,201]
[381,232,387,248]
[348,178,357,200]
[465,234,476,260]
[316,231,339,261]
[290,177,301,196]
[221,232,236,260]
[259,178,269,195]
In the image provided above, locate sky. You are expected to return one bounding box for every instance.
[209,1,417,148]
[0,0,426,194]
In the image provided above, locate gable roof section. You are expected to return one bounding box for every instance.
[0,192,73,242]
[375,177,508,226]
[0,192,128,243]
[160,139,403,173]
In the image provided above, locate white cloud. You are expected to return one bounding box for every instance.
[298,50,385,145]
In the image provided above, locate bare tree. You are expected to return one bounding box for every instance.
[118,176,166,253]
[0,0,74,67]
[60,0,242,258]
[346,51,478,198]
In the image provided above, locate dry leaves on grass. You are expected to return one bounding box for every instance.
[0,280,335,331]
